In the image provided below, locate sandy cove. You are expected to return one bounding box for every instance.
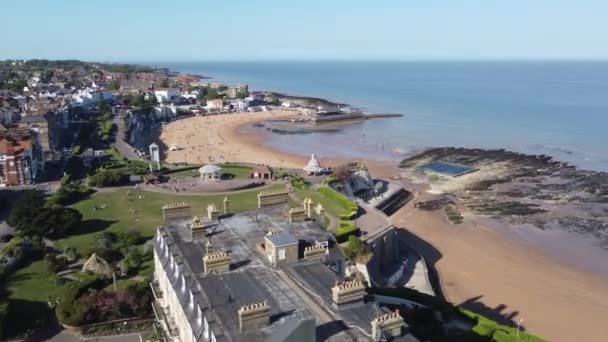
[159,111,608,342]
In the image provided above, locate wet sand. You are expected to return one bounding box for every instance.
[159,112,608,342]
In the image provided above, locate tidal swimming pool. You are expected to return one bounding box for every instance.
[418,162,475,177]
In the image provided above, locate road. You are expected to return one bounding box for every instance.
[48,332,143,342]
[112,115,141,161]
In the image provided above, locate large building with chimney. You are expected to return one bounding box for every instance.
[152,195,420,342]
[0,127,44,186]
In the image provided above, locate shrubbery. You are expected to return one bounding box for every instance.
[88,170,129,187]
[290,176,309,189]
[55,275,151,326]
[335,221,360,243]
[55,275,110,326]
[342,236,365,259]
[48,183,94,206]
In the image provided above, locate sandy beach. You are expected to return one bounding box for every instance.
[159,110,306,167]
[159,111,608,342]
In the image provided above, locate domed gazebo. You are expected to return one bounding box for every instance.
[199,164,222,182]
[303,154,324,175]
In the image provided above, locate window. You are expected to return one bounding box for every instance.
[278,248,286,260]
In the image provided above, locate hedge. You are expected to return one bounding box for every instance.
[88,170,129,187]
[335,221,359,243]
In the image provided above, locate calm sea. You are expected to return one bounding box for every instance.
[156,61,608,171]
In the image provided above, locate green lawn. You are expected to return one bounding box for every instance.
[3,260,65,338]
[293,185,357,221]
[55,184,285,257]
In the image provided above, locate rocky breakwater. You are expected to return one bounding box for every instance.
[399,147,608,248]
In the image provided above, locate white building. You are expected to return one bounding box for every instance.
[155,89,180,103]
[206,99,224,111]
[180,90,201,100]
[153,104,178,120]
[73,88,114,105]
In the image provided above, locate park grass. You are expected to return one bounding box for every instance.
[55,184,285,257]
[294,186,350,219]
[3,260,65,338]
[5,260,64,302]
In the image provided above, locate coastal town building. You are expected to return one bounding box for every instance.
[152,196,420,341]
[73,88,114,106]
[227,84,248,98]
[250,165,272,180]
[17,114,52,159]
[155,89,180,103]
[206,99,224,111]
[0,128,44,186]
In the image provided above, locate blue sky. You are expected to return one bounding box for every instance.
[1,0,606,61]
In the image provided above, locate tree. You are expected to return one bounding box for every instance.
[88,170,129,187]
[28,206,83,238]
[343,236,365,260]
[98,99,109,113]
[204,88,220,100]
[107,80,121,91]
[159,79,170,88]
[7,190,45,232]
[334,164,353,182]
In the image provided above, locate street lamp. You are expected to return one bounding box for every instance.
[516,317,524,338]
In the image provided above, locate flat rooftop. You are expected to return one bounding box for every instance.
[155,205,344,341]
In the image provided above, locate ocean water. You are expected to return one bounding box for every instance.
[158,61,608,171]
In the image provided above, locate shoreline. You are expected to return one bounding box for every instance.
[157,111,608,341]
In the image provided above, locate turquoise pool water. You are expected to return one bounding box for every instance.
[418,162,475,177]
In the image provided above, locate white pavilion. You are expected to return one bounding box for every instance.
[199,164,222,182]
[303,154,324,175]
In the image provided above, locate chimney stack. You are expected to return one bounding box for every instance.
[223,197,230,215]
[303,243,327,261]
[161,202,191,222]
[331,280,366,305]
[203,251,231,274]
[371,309,404,341]
[238,301,271,332]
[207,204,219,221]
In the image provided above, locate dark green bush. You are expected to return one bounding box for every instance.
[88,170,129,187]
[55,275,109,326]
[334,221,360,243]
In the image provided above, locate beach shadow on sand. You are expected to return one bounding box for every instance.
[395,227,526,330]
[395,228,445,298]
[458,295,525,330]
